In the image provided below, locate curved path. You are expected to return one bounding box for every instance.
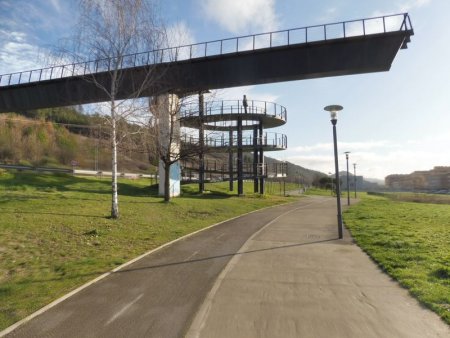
[4,197,449,337]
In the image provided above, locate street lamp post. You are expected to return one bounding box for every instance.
[353,163,357,198]
[344,151,351,206]
[324,105,344,239]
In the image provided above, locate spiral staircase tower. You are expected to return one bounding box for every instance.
[180,95,287,195]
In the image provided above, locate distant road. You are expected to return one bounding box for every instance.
[0,164,154,179]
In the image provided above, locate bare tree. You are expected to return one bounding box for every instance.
[62,0,166,218]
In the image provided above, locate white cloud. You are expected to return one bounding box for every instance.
[0,34,44,74]
[166,21,195,47]
[319,7,338,22]
[200,0,278,34]
[399,0,432,12]
[277,134,450,180]
[164,21,196,60]
[49,0,62,13]
[211,85,279,103]
[290,140,391,153]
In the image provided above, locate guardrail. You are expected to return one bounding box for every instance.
[0,164,155,178]
[181,160,287,177]
[182,132,287,149]
[0,13,412,87]
[180,99,287,123]
[0,163,73,173]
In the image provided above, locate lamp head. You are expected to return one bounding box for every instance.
[324,105,343,121]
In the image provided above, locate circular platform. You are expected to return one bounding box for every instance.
[180,100,286,131]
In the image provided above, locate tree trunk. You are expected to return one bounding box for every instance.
[164,162,170,202]
[111,101,119,218]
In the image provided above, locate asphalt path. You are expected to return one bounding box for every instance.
[4,196,448,337]
[4,200,306,338]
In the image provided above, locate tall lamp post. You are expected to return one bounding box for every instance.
[324,105,343,239]
[344,151,351,206]
[353,163,357,198]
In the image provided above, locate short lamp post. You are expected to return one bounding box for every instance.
[328,172,334,196]
[344,151,351,206]
[353,163,357,198]
[324,105,343,239]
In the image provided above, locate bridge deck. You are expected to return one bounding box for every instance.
[0,13,413,112]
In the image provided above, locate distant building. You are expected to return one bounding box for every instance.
[385,166,450,192]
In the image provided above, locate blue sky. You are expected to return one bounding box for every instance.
[1,0,449,179]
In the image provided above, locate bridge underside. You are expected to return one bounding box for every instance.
[0,31,411,112]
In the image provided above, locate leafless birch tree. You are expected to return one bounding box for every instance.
[64,0,166,218]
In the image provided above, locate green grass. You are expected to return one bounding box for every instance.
[368,191,450,205]
[305,187,335,196]
[344,194,450,324]
[0,170,299,330]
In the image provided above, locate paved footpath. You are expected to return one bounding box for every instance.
[186,197,449,338]
[3,197,449,337]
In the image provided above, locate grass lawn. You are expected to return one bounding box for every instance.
[305,187,335,196]
[344,193,450,325]
[0,170,299,330]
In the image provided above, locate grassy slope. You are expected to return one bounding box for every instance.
[0,171,299,330]
[344,194,450,324]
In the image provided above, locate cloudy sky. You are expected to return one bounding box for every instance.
[1,0,449,179]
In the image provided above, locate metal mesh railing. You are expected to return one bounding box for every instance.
[0,13,412,87]
[181,132,287,149]
[180,99,287,123]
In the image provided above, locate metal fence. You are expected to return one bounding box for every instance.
[182,132,287,149]
[180,100,287,122]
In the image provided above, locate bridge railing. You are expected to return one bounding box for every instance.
[182,132,287,149]
[180,99,287,123]
[0,13,412,87]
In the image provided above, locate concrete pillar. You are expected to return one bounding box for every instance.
[151,94,181,197]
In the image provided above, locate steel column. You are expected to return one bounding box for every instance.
[332,120,343,239]
[253,125,259,193]
[237,116,243,195]
[229,130,234,191]
[258,122,264,194]
[198,93,205,193]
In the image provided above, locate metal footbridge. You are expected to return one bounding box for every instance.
[0,13,413,112]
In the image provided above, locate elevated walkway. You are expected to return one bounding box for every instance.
[0,13,413,112]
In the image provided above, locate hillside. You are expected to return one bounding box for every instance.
[0,113,154,173]
[264,157,326,184]
[0,108,326,181]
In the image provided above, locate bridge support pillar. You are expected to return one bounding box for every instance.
[151,94,181,198]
